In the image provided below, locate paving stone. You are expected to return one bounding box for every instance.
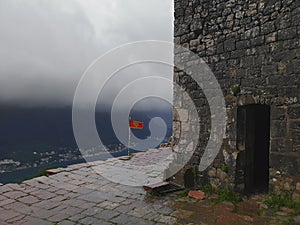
[0,198,15,207]
[22,188,40,195]
[72,187,94,194]
[68,179,86,185]
[154,215,177,224]
[51,182,78,191]
[77,191,107,203]
[0,149,178,224]
[5,184,24,191]
[50,203,69,213]
[115,204,136,213]
[34,200,61,210]
[60,206,84,216]
[76,201,97,209]
[30,207,57,219]
[64,192,81,199]
[31,181,50,189]
[58,220,76,225]
[101,201,120,210]
[128,207,151,218]
[93,221,114,225]
[0,196,7,202]
[109,195,127,203]
[21,217,54,225]
[3,202,33,215]
[79,216,102,225]
[3,191,27,199]
[50,174,72,183]
[63,198,87,207]
[130,218,155,225]
[31,190,56,200]
[18,195,40,205]
[82,206,103,216]
[49,195,68,202]
[84,183,104,190]
[48,213,70,222]
[6,213,26,223]
[110,213,138,224]
[94,209,120,220]
[68,213,86,222]
[143,212,160,221]
[55,189,69,195]
[159,206,175,215]
[0,210,21,221]
[121,198,136,205]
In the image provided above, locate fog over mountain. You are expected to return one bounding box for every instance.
[0,0,173,107]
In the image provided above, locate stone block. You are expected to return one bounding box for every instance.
[286,61,300,75]
[288,106,300,119]
[236,40,250,49]
[278,27,297,40]
[262,64,278,75]
[261,21,276,35]
[270,154,299,176]
[271,107,286,120]
[270,139,286,152]
[266,32,277,43]
[216,169,228,181]
[270,120,287,137]
[224,38,236,51]
[251,36,265,46]
[208,168,217,177]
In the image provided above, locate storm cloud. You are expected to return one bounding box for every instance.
[0,0,173,107]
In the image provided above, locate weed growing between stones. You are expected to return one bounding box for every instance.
[231,85,241,96]
[201,184,242,203]
[263,190,300,215]
[220,164,229,173]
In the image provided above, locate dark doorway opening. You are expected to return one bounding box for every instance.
[237,104,270,194]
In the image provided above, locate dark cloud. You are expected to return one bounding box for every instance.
[0,0,173,107]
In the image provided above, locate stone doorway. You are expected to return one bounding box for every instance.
[237,104,271,194]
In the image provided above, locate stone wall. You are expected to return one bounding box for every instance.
[173,0,300,197]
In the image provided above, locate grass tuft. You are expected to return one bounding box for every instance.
[264,190,300,214]
[201,183,242,203]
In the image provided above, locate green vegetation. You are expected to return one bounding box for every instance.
[220,164,229,173]
[202,184,215,195]
[282,219,294,225]
[231,85,241,96]
[216,188,242,203]
[264,190,300,214]
[179,189,190,197]
[257,208,264,216]
[201,184,242,203]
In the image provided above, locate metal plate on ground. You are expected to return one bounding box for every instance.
[144,182,184,195]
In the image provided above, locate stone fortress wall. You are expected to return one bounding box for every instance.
[173,0,300,198]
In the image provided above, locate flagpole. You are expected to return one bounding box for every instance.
[128,116,131,156]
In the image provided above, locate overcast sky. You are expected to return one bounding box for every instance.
[0,0,174,107]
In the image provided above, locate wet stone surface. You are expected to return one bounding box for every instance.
[0,148,177,225]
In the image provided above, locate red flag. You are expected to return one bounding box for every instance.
[129,119,144,129]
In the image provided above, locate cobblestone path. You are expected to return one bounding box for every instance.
[0,148,177,225]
